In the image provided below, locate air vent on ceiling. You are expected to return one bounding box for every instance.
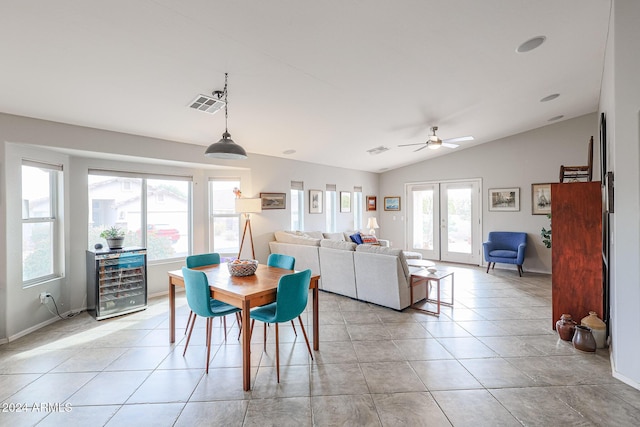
[188,94,225,114]
[367,146,389,155]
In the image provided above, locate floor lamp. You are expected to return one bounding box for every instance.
[235,198,262,259]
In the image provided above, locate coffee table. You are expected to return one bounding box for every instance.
[409,269,454,316]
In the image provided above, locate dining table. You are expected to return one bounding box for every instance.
[167,262,320,391]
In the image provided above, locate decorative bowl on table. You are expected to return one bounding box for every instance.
[426,266,438,274]
[228,259,258,276]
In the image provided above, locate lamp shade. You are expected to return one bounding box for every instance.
[205,132,248,159]
[366,217,379,234]
[235,198,262,214]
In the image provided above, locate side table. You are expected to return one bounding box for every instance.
[409,270,454,316]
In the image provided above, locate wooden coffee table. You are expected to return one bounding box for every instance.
[409,270,454,316]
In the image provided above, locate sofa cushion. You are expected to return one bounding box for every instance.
[343,230,358,241]
[303,230,325,240]
[323,232,346,241]
[320,239,357,251]
[356,245,411,280]
[274,230,321,246]
[350,233,364,245]
[360,234,378,244]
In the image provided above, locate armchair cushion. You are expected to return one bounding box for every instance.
[483,232,527,271]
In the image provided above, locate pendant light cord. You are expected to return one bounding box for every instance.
[224,72,229,134]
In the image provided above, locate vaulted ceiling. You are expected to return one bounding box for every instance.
[0,1,611,172]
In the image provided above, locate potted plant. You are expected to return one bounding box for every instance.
[100,226,125,250]
[540,214,552,248]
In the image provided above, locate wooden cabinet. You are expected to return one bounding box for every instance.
[551,181,603,329]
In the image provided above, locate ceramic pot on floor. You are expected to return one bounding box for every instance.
[581,311,607,348]
[556,314,577,341]
[572,325,597,352]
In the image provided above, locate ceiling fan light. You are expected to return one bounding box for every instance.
[428,141,442,150]
[205,132,248,159]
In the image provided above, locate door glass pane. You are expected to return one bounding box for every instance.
[447,188,472,254]
[412,190,434,250]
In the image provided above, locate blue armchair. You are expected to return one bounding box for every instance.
[483,232,527,276]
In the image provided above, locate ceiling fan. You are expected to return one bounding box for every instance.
[398,126,474,152]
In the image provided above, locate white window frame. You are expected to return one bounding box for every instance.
[209,178,241,257]
[22,160,63,286]
[353,186,363,230]
[326,184,337,232]
[290,181,304,231]
[88,169,192,263]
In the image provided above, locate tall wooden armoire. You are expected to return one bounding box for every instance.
[551,181,603,329]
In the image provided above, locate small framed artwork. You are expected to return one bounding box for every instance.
[309,189,323,214]
[384,196,401,211]
[532,183,552,215]
[366,195,377,211]
[260,192,286,210]
[488,188,520,212]
[340,191,351,213]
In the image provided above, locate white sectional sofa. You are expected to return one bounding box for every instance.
[268,230,424,310]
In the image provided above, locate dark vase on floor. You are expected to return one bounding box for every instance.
[572,325,597,352]
[556,314,577,341]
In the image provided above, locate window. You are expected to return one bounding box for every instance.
[326,184,337,232]
[22,161,62,285]
[353,186,363,230]
[209,178,240,257]
[88,171,191,262]
[290,180,304,231]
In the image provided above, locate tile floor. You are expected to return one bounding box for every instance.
[2,264,640,426]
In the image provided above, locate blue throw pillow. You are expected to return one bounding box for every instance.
[349,233,363,245]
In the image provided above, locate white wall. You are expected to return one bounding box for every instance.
[379,113,598,273]
[601,0,640,388]
[0,113,378,341]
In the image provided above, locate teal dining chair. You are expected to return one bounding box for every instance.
[257,254,298,341]
[184,253,221,335]
[182,267,242,373]
[249,269,313,382]
[184,253,242,350]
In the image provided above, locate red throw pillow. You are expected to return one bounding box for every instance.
[361,234,378,244]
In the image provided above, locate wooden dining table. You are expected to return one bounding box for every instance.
[167,263,320,391]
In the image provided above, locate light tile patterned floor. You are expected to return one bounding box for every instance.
[2,264,640,426]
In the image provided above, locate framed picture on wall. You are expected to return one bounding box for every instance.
[384,196,401,211]
[260,192,286,209]
[340,191,351,213]
[488,188,520,211]
[366,196,377,211]
[532,183,552,215]
[309,189,323,214]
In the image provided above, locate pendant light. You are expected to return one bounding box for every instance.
[205,73,248,159]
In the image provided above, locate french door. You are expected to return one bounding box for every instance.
[407,180,482,264]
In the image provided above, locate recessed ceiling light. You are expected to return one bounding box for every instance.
[540,93,560,102]
[282,149,296,155]
[548,115,564,122]
[516,36,546,53]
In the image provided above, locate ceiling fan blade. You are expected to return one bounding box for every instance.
[443,136,474,144]
[398,143,425,147]
[442,142,459,149]
[414,145,428,152]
